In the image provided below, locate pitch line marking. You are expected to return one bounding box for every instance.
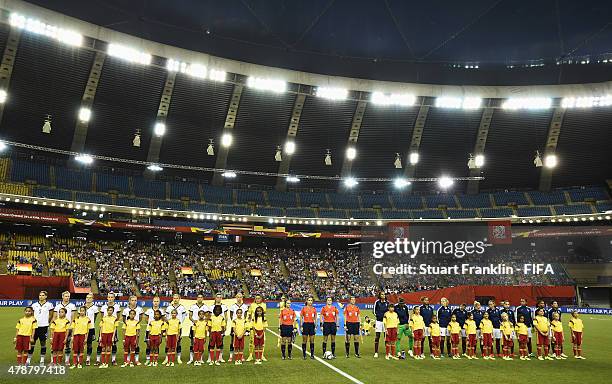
[266,329,365,384]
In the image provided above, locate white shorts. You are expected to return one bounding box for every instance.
[423,327,430,337]
[460,329,467,338]
[527,327,532,338]
[375,321,385,333]
[492,328,502,339]
[439,327,448,337]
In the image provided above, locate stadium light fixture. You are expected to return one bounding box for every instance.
[284,140,296,155]
[315,86,348,101]
[247,77,286,93]
[0,140,6,152]
[435,96,463,109]
[221,133,233,147]
[166,59,207,79]
[0,89,7,104]
[438,176,454,189]
[462,97,482,109]
[343,177,358,188]
[286,176,300,183]
[371,92,415,106]
[132,133,141,147]
[74,154,93,165]
[394,153,402,169]
[346,147,357,161]
[409,152,419,165]
[502,97,552,110]
[206,139,215,155]
[147,164,163,172]
[394,178,410,189]
[544,154,557,168]
[533,151,543,167]
[10,13,83,47]
[221,171,237,178]
[78,107,91,123]
[107,43,152,65]
[275,146,282,162]
[154,122,166,137]
[474,154,485,168]
[561,95,612,108]
[209,69,226,82]
[324,149,332,166]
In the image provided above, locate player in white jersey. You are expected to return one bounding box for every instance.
[83,293,99,365]
[29,290,54,365]
[53,291,77,365]
[144,296,163,363]
[187,294,209,364]
[228,293,249,362]
[122,295,143,364]
[165,294,187,364]
[97,292,121,365]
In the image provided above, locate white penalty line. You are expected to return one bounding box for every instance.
[266,329,365,384]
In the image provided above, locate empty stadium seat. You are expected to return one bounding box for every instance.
[202,185,233,204]
[235,189,265,205]
[220,205,251,215]
[328,193,360,209]
[517,206,552,217]
[267,190,297,207]
[188,202,220,213]
[457,194,491,208]
[286,207,317,217]
[446,209,477,219]
[153,200,184,210]
[116,197,150,208]
[75,192,112,205]
[493,191,528,206]
[412,209,445,219]
[391,194,423,209]
[169,181,200,201]
[299,192,328,208]
[133,177,166,199]
[318,209,348,219]
[425,194,457,208]
[567,187,610,202]
[479,207,513,217]
[349,209,379,219]
[554,204,592,215]
[33,187,72,201]
[380,210,411,219]
[360,193,391,208]
[256,207,283,216]
[596,201,612,213]
[96,173,130,194]
[10,160,50,185]
[55,168,92,192]
[528,190,566,205]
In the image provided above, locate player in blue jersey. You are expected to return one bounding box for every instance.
[471,301,486,356]
[373,291,388,358]
[419,297,434,358]
[437,298,452,357]
[452,303,468,356]
[515,298,534,356]
[486,300,502,356]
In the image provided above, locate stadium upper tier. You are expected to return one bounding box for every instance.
[1,157,610,221]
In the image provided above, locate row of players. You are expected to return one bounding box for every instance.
[371,293,585,360]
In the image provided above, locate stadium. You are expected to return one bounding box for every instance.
[0,0,611,383]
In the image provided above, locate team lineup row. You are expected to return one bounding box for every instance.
[13,290,586,369]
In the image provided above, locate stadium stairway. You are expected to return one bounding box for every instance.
[123,259,141,295]
[236,269,249,297]
[169,266,178,293]
[38,251,49,276]
[89,257,99,294]
[279,258,289,278]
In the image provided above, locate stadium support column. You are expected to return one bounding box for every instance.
[275,93,306,192]
[339,99,367,191]
[146,71,176,164]
[212,84,243,186]
[466,107,494,194]
[70,51,105,153]
[538,107,565,192]
[0,27,21,126]
[403,104,430,180]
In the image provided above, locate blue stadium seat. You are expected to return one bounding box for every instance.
[188,202,220,213]
[55,168,92,192]
[169,181,200,201]
[479,207,514,218]
[528,191,566,205]
[493,191,528,206]
[10,160,50,185]
[412,209,445,219]
[380,210,411,219]
[391,194,423,209]
[153,200,184,210]
[446,209,477,219]
[319,209,348,219]
[327,193,360,209]
[256,207,283,216]
[235,189,265,205]
[286,208,317,218]
[554,204,592,215]
[517,206,552,217]
[75,192,112,205]
[360,193,391,208]
[267,190,297,207]
[33,187,72,201]
[596,201,612,213]
[350,209,379,219]
[425,194,457,208]
[133,177,166,199]
[567,187,610,202]
[202,185,233,204]
[96,173,130,194]
[220,205,251,215]
[457,194,491,208]
[116,197,150,208]
[299,192,328,208]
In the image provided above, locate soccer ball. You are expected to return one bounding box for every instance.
[323,351,334,360]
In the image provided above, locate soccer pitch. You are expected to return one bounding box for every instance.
[1,308,611,384]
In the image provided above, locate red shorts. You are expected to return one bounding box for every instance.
[209,331,223,348]
[148,335,161,348]
[123,335,137,350]
[450,333,460,345]
[537,332,548,346]
[467,333,477,346]
[385,328,397,342]
[52,332,66,351]
[553,331,564,344]
[233,335,245,350]
[72,334,86,353]
[518,334,528,344]
[193,337,206,352]
[572,331,582,345]
[100,332,114,348]
[503,337,513,347]
[431,335,441,347]
[254,330,265,347]
[166,334,178,349]
[15,335,31,351]
[412,329,423,341]
[482,333,493,347]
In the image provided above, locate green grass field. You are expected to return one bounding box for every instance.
[1,308,611,384]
